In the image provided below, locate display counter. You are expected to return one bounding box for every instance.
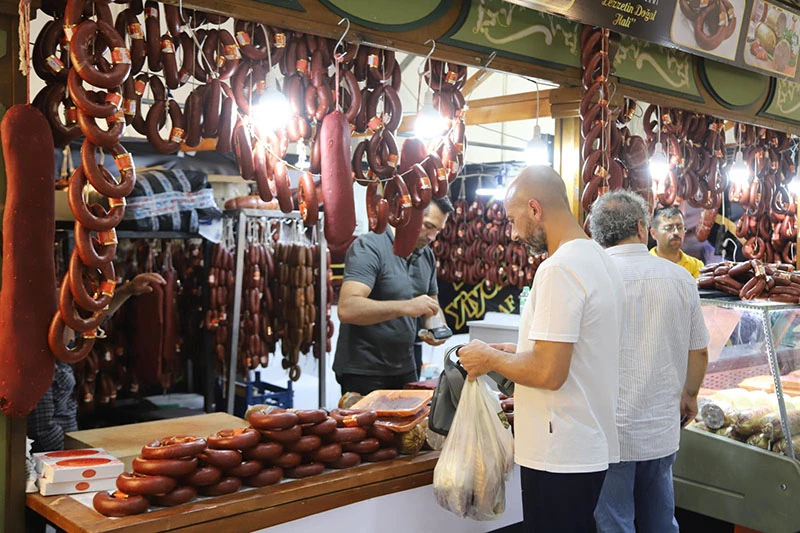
[467,312,520,345]
[26,413,523,532]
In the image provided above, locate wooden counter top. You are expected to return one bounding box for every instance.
[27,414,440,532]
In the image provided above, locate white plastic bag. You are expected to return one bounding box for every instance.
[433,376,514,520]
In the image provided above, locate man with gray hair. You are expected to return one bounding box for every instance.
[590,191,710,533]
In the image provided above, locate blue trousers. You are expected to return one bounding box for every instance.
[594,453,679,533]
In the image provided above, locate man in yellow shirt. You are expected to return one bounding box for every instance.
[649,207,704,279]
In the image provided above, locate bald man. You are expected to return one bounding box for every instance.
[458,166,626,532]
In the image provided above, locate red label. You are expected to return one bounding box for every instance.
[216,55,226,68]
[45,54,64,74]
[66,106,78,124]
[106,92,123,109]
[55,458,112,467]
[128,23,144,40]
[274,33,286,48]
[145,6,158,18]
[115,152,133,172]
[63,24,76,42]
[170,127,185,143]
[106,109,125,124]
[235,31,251,46]
[111,47,132,65]
[82,469,97,479]
[296,58,308,73]
[161,39,175,54]
[367,116,383,131]
[367,54,379,68]
[342,415,359,427]
[387,153,398,168]
[224,44,241,60]
[123,98,137,116]
[109,197,126,208]
[178,70,191,84]
[400,194,412,208]
[83,329,98,339]
[44,450,101,458]
[98,229,118,246]
[435,168,446,179]
[445,71,458,85]
[134,79,147,96]
[75,482,90,491]
[420,176,431,190]
[100,280,116,297]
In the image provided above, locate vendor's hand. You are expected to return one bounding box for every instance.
[458,339,494,381]
[406,295,439,318]
[489,342,517,354]
[680,390,698,428]
[419,330,446,346]
[125,272,167,296]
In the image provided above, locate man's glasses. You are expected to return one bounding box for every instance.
[659,224,686,233]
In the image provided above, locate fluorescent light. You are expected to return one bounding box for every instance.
[475,187,505,197]
[728,150,750,186]
[524,125,550,166]
[648,141,669,183]
[250,84,289,136]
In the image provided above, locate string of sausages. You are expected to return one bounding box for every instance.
[433,196,543,289]
[43,0,135,365]
[93,407,400,516]
[728,125,797,263]
[698,260,800,303]
[579,26,622,233]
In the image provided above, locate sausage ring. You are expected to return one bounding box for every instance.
[273,451,303,469]
[58,271,107,333]
[286,435,322,454]
[302,417,337,436]
[284,462,325,479]
[181,465,222,487]
[149,485,197,507]
[132,456,199,477]
[92,490,149,517]
[293,409,328,425]
[67,249,115,312]
[196,448,243,469]
[323,427,368,444]
[207,428,261,450]
[69,20,131,89]
[330,409,378,428]
[259,424,303,445]
[248,408,299,430]
[298,171,319,226]
[74,218,117,269]
[48,313,95,364]
[225,459,263,478]
[141,436,207,460]
[342,438,380,454]
[362,447,399,462]
[116,472,177,496]
[326,451,361,469]
[80,141,136,199]
[243,466,283,487]
[197,476,242,496]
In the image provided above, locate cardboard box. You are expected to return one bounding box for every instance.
[34,448,123,483]
[38,476,118,497]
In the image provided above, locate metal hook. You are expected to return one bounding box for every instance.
[334,18,351,58]
[418,39,436,75]
[722,237,739,262]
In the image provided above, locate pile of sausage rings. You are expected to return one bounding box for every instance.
[92,407,400,516]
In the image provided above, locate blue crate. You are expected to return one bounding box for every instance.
[234,371,293,417]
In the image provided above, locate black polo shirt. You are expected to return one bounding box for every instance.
[333,230,437,377]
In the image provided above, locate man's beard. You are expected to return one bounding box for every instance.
[522,225,548,256]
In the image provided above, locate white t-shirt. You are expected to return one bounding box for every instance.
[605,244,710,461]
[514,239,625,473]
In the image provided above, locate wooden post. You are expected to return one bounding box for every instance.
[553,117,582,220]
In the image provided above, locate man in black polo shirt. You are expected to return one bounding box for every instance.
[334,196,454,396]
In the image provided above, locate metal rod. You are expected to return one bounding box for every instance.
[226,211,248,414]
[317,213,327,408]
[762,308,796,461]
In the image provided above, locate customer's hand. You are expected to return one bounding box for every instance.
[125,272,167,296]
[458,339,494,381]
[419,330,446,346]
[680,390,698,427]
[406,295,439,318]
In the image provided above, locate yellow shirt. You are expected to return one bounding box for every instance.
[649,248,704,279]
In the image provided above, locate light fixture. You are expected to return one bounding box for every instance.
[648,141,669,183]
[475,172,506,197]
[728,150,750,186]
[250,74,289,136]
[524,124,549,166]
[649,105,669,184]
[415,91,447,140]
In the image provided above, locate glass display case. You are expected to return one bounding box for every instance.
[673,299,800,532]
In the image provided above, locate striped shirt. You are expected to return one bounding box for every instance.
[606,244,710,461]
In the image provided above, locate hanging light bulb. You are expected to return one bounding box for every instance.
[250,73,289,136]
[649,141,669,183]
[415,91,447,140]
[524,124,550,166]
[728,150,750,186]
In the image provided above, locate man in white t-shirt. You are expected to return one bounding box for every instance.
[589,191,709,532]
[458,165,625,532]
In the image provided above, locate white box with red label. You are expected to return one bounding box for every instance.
[33,448,123,484]
[38,476,119,497]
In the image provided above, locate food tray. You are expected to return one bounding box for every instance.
[373,405,430,433]
[351,389,433,417]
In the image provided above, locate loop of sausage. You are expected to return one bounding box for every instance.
[74,218,117,268]
[248,408,299,430]
[132,455,199,477]
[115,9,146,76]
[338,69,362,124]
[286,434,322,454]
[383,174,412,229]
[92,491,149,517]
[116,471,177,496]
[149,485,197,507]
[33,19,68,84]
[404,163,432,210]
[207,428,261,450]
[326,451,361,469]
[421,152,448,199]
[68,69,122,120]
[76,107,126,149]
[68,249,115,312]
[48,313,96,364]
[70,20,131,89]
[216,90,235,154]
[233,119,255,180]
[259,424,302,445]
[298,172,319,226]
[39,83,82,148]
[203,78,223,138]
[141,436,207,460]
[301,416,337,436]
[81,141,136,198]
[367,129,399,178]
[366,181,389,234]
[243,466,283,487]
[143,0,162,71]
[272,451,302,469]
[181,464,222,487]
[196,448,243,469]
[242,441,283,461]
[225,459,263,478]
[197,476,242,496]
[68,166,126,232]
[284,462,324,479]
[145,98,185,154]
[362,447,399,462]
[323,427,368,444]
[274,161,294,213]
[329,409,378,428]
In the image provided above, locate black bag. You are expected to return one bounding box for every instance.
[428,345,515,436]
